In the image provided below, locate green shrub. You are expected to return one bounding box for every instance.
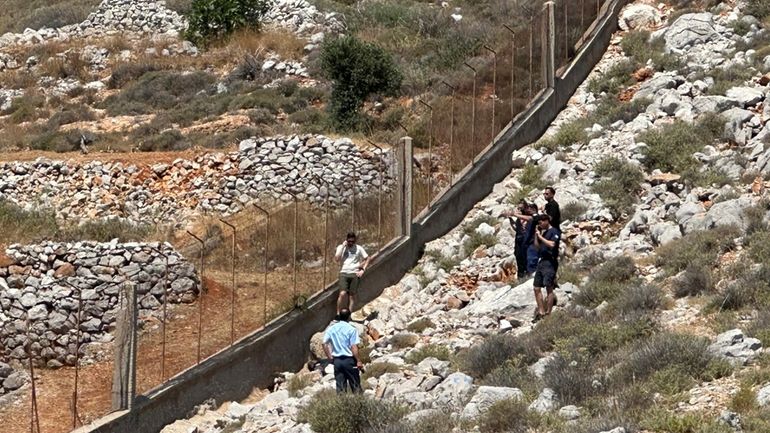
[389,332,420,349]
[588,96,651,127]
[7,93,46,124]
[518,164,546,190]
[618,333,729,386]
[362,362,401,381]
[745,203,770,236]
[166,0,193,14]
[15,3,94,31]
[591,157,644,218]
[406,318,434,333]
[621,31,683,72]
[746,0,770,20]
[481,359,539,397]
[478,399,536,433]
[185,0,270,46]
[654,226,740,275]
[587,59,636,95]
[108,62,162,89]
[612,284,665,315]
[674,264,714,298]
[574,255,638,308]
[320,36,402,130]
[459,334,538,379]
[560,202,587,223]
[405,344,451,365]
[0,200,60,243]
[639,117,722,178]
[539,120,589,151]
[714,265,770,310]
[463,232,497,255]
[705,64,756,96]
[639,409,732,433]
[747,312,770,347]
[297,390,406,433]
[103,71,216,115]
[65,219,151,242]
[543,355,601,405]
[287,374,314,397]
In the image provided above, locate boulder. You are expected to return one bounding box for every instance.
[460,386,523,419]
[431,372,474,408]
[661,13,719,52]
[708,329,762,366]
[619,4,661,31]
[756,383,770,407]
[529,387,558,413]
[726,87,765,108]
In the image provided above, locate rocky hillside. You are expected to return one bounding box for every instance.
[161,1,770,433]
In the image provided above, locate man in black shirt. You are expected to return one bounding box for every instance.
[532,214,560,321]
[543,187,561,232]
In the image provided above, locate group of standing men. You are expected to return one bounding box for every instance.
[504,187,561,322]
[322,188,563,394]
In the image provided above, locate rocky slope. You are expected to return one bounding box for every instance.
[160,2,770,432]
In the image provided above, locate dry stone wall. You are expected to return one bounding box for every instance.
[0,241,199,374]
[0,135,392,226]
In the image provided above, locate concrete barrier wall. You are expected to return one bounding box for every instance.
[75,1,628,432]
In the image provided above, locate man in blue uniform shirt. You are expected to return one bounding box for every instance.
[532,214,560,321]
[323,309,363,393]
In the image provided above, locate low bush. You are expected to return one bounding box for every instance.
[621,31,683,72]
[64,219,151,242]
[186,0,271,46]
[108,62,162,88]
[478,399,537,433]
[539,120,589,152]
[745,203,770,236]
[463,232,497,255]
[639,116,722,179]
[367,412,457,433]
[612,284,665,315]
[746,0,770,19]
[7,92,46,124]
[11,2,96,32]
[481,359,539,397]
[587,59,636,95]
[459,334,538,379]
[639,409,732,433]
[389,332,420,349]
[588,96,652,128]
[654,226,740,275]
[518,164,547,191]
[573,255,637,307]
[747,311,770,347]
[714,265,770,310]
[404,344,451,365]
[617,333,730,387]
[166,0,193,14]
[362,362,401,381]
[103,71,216,115]
[591,157,644,218]
[287,374,314,397]
[705,64,756,96]
[560,201,587,223]
[297,390,406,433]
[674,264,714,298]
[406,318,434,333]
[543,355,600,405]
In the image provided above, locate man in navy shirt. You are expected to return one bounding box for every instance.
[543,187,561,232]
[532,214,560,321]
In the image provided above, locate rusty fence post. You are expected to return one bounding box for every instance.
[441,80,456,184]
[219,219,237,346]
[543,1,556,90]
[529,19,534,100]
[57,278,84,429]
[185,231,206,365]
[26,319,41,433]
[282,188,299,302]
[365,140,385,244]
[148,246,169,381]
[564,0,569,62]
[463,62,478,164]
[252,203,270,326]
[503,24,516,122]
[395,136,414,238]
[416,101,433,206]
[484,45,498,141]
[311,174,331,291]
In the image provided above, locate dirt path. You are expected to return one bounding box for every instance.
[0,268,325,433]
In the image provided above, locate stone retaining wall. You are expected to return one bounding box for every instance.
[0,241,199,374]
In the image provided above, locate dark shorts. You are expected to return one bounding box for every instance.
[339,274,360,295]
[533,260,557,288]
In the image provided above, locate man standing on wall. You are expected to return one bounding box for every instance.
[532,214,560,322]
[335,232,370,314]
[323,309,363,393]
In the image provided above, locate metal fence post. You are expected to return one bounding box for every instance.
[148,246,169,381]
[282,188,299,301]
[219,219,237,346]
[26,320,41,433]
[543,1,556,89]
[112,281,137,411]
[365,140,385,244]
[503,25,516,121]
[252,204,270,326]
[57,279,83,429]
[484,45,498,140]
[464,62,478,163]
[417,101,434,205]
[395,136,414,238]
[185,231,206,364]
[442,81,456,184]
[311,174,331,291]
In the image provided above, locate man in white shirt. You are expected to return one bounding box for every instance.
[323,308,363,393]
[334,232,370,314]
